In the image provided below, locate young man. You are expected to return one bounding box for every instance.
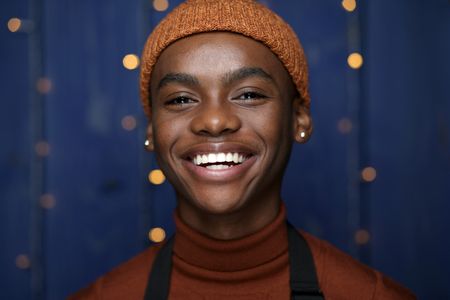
[71,0,415,299]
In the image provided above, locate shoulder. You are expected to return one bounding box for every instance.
[68,243,164,300]
[301,231,416,300]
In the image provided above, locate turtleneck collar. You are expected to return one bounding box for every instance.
[173,203,288,272]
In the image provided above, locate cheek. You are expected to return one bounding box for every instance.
[152,119,181,186]
[247,104,293,143]
[152,117,179,157]
[152,104,186,137]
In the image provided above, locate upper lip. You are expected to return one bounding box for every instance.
[180,142,258,161]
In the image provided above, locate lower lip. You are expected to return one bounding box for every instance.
[182,156,257,182]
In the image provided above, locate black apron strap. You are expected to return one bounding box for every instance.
[286,222,325,300]
[143,236,174,300]
[144,223,325,300]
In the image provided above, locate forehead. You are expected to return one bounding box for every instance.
[150,32,292,88]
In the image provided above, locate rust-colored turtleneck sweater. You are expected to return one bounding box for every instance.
[169,204,291,299]
[70,205,415,299]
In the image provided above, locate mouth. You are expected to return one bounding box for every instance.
[180,143,258,181]
[189,152,252,170]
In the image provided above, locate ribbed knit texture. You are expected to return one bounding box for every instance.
[140,0,309,119]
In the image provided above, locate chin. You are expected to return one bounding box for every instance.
[200,202,241,215]
[189,192,246,216]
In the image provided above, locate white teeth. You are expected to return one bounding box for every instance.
[217,153,226,162]
[208,153,217,163]
[192,152,249,166]
[206,164,230,170]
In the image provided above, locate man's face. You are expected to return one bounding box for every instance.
[149,32,308,218]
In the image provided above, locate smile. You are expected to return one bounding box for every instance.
[191,152,250,169]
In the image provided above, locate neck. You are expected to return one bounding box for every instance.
[176,197,281,240]
[172,202,289,273]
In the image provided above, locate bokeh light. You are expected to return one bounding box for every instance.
[121,115,137,131]
[122,54,140,70]
[36,78,52,94]
[153,0,169,12]
[148,169,165,185]
[354,229,370,245]
[15,254,31,269]
[337,118,353,134]
[347,52,363,69]
[149,227,166,242]
[40,194,56,209]
[35,141,50,157]
[7,18,21,32]
[361,166,377,182]
[342,0,356,12]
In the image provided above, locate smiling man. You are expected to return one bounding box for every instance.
[71,0,415,299]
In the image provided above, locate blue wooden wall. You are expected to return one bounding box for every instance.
[1,0,449,299]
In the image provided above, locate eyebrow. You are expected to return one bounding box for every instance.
[156,67,275,91]
[157,73,200,90]
[223,67,275,86]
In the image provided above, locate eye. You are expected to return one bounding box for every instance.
[237,91,267,100]
[232,90,269,107]
[166,96,196,106]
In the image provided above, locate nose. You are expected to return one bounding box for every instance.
[190,101,241,137]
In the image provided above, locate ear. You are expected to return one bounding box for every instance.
[145,122,155,151]
[292,97,313,143]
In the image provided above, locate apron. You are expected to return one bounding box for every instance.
[144,222,325,300]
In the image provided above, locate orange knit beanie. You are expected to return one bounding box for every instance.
[140,0,309,118]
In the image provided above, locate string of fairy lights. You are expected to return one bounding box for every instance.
[6,0,374,251]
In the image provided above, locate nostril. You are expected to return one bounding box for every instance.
[190,108,241,136]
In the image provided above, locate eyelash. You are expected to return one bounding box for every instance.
[165,96,195,106]
[235,91,267,100]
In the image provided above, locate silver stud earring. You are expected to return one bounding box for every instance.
[144,139,152,150]
[299,131,306,139]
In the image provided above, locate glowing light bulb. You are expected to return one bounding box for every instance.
[153,0,169,12]
[361,166,377,182]
[122,54,140,70]
[148,169,165,185]
[149,227,166,242]
[342,0,356,12]
[347,52,363,69]
[7,18,22,32]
